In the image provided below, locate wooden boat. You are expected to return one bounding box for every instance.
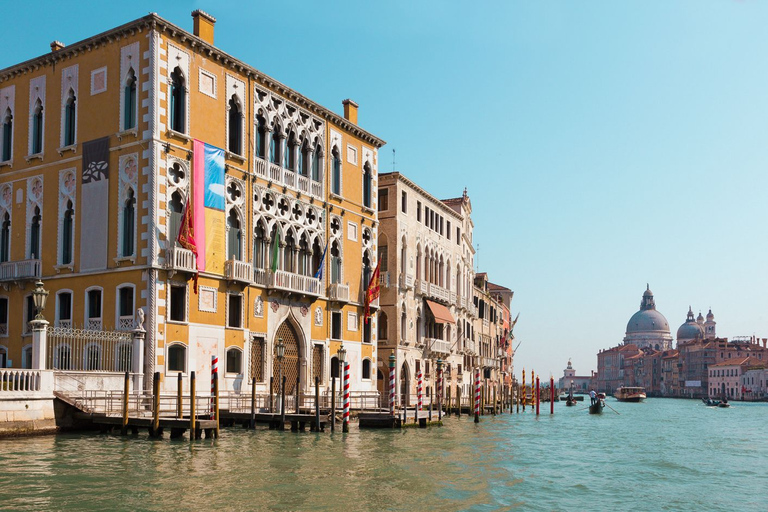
[597,392,606,400]
[588,399,604,414]
[702,398,721,407]
[717,402,730,408]
[566,399,577,406]
[615,386,646,402]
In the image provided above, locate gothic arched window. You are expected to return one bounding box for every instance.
[64,89,77,146]
[122,189,135,257]
[30,206,41,259]
[227,209,242,261]
[256,115,267,159]
[170,67,186,133]
[2,108,12,162]
[124,70,137,130]
[0,212,9,263]
[168,192,184,245]
[31,99,43,154]
[228,95,242,155]
[331,146,341,195]
[362,162,372,208]
[62,202,74,265]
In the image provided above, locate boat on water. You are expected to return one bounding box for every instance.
[588,399,605,414]
[615,386,646,402]
[702,398,721,407]
[597,392,606,400]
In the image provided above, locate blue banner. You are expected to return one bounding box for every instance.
[204,143,225,210]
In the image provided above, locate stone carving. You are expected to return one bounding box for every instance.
[300,306,309,317]
[271,300,280,313]
[314,306,323,326]
[254,296,264,317]
[135,307,146,332]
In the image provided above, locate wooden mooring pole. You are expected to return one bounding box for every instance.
[457,385,461,418]
[121,371,129,435]
[151,371,161,437]
[315,376,320,432]
[330,377,336,432]
[250,377,256,429]
[190,371,197,440]
[177,372,183,419]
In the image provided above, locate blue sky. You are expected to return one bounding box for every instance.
[4,1,767,379]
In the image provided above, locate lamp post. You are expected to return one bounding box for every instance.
[338,343,349,432]
[277,337,285,430]
[30,280,49,369]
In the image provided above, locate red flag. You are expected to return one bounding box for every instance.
[177,198,199,293]
[364,259,381,324]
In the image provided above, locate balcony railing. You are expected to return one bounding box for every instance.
[416,279,428,295]
[428,338,451,356]
[225,259,253,284]
[0,259,41,282]
[117,316,135,331]
[400,273,414,290]
[459,296,467,310]
[256,157,324,199]
[481,356,497,368]
[328,283,350,302]
[269,270,321,297]
[166,245,196,273]
[253,268,268,287]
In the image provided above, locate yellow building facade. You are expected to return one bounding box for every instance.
[0,11,384,396]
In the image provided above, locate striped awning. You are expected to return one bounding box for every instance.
[426,300,455,324]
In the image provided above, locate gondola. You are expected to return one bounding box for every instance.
[566,398,577,406]
[588,399,605,414]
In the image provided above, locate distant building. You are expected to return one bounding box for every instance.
[558,358,592,393]
[623,285,673,351]
[708,357,764,400]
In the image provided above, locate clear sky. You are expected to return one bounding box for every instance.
[4,1,767,379]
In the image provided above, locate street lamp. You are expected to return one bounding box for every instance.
[32,280,49,320]
[277,337,285,429]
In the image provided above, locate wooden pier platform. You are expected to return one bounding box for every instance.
[74,412,218,439]
[220,410,329,431]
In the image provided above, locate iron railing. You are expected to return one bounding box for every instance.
[46,326,133,372]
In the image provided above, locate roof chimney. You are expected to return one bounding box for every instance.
[342,99,358,125]
[50,41,65,52]
[192,10,216,45]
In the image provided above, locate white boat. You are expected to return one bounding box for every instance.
[615,386,646,402]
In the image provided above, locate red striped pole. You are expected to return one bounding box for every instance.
[417,370,423,414]
[536,376,540,416]
[550,376,554,415]
[474,368,480,423]
[342,361,350,433]
[437,360,443,421]
[389,353,396,416]
[211,355,218,419]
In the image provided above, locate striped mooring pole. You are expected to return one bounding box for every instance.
[474,367,481,423]
[437,359,443,422]
[210,354,219,419]
[521,368,526,410]
[416,370,423,425]
[342,360,350,433]
[389,352,396,416]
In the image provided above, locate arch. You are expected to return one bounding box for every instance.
[123,68,137,130]
[63,88,77,146]
[362,161,373,208]
[253,218,268,269]
[121,188,135,257]
[168,191,184,245]
[226,346,244,375]
[84,286,104,330]
[226,208,243,260]
[269,120,282,164]
[284,129,297,171]
[362,358,372,380]
[228,94,243,155]
[166,342,187,373]
[29,205,41,259]
[311,140,323,182]
[400,361,410,406]
[415,243,421,280]
[330,239,342,284]
[31,98,43,154]
[400,310,407,344]
[378,310,388,340]
[1,211,11,262]
[400,236,407,275]
[170,66,186,133]
[272,319,303,395]
[255,113,268,159]
[2,107,12,162]
[331,145,341,195]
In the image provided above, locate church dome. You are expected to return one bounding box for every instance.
[626,309,670,334]
[677,307,704,342]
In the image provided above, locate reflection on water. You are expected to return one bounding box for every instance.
[1,399,767,511]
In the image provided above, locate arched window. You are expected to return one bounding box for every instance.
[362,251,372,290]
[170,67,186,133]
[167,343,186,372]
[311,142,322,182]
[331,356,340,379]
[228,95,242,155]
[331,147,341,195]
[31,99,43,154]
[330,240,342,284]
[253,222,266,269]
[311,237,322,278]
[2,108,12,162]
[416,309,422,345]
[256,115,267,159]
[362,359,371,379]
[400,311,407,343]
[362,162,372,208]
[122,189,135,257]
[270,224,280,271]
[168,192,184,245]
[29,206,41,259]
[415,246,421,280]
[378,311,388,340]
[270,125,281,164]
[62,202,73,264]
[299,139,310,177]
[226,347,243,374]
[298,234,310,276]
[284,131,296,171]
[400,242,407,276]
[284,230,295,273]
[63,89,76,146]
[227,209,242,260]
[123,70,137,130]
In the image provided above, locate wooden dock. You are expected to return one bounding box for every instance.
[220,410,329,431]
[74,412,218,439]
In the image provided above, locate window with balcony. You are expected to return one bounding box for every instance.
[283,230,296,273]
[86,288,102,330]
[123,69,137,130]
[31,99,43,155]
[363,163,372,208]
[378,244,388,273]
[1,212,10,263]
[284,130,297,171]
[228,95,243,155]
[167,343,186,373]
[29,206,41,259]
[227,293,242,328]
[299,139,310,177]
[298,234,310,276]
[311,142,322,182]
[168,192,184,245]
[270,126,280,164]
[362,251,372,292]
[63,89,76,147]
[57,291,72,327]
[331,311,342,340]
[311,237,322,277]
[253,222,267,270]
[170,67,186,134]
[256,115,267,159]
[330,241,342,284]
[169,284,187,323]
[118,286,134,330]
[378,188,388,212]
[226,347,243,374]
[227,210,242,261]
[2,108,12,162]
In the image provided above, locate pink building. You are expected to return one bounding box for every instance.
[708,357,762,400]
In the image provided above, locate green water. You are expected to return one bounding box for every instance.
[1,399,766,511]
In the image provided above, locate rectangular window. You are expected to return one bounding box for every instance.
[87,290,102,320]
[401,191,407,213]
[378,245,388,272]
[378,188,388,211]
[228,294,242,328]
[0,297,7,335]
[312,344,324,382]
[119,287,133,317]
[169,284,186,322]
[417,201,421,222]
[250,336,265,381]
[25,295,35,334]
[331,311,342,340]
[456,227,461,244]
[447,221,451,240]
[58,292,72,325]
[424,206,430,226]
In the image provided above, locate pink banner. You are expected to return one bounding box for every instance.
[193,139,206,271]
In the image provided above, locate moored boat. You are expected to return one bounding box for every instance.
[615,386,646,402]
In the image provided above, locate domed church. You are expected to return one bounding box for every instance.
[623,285,673,350]
[676,307,716,343]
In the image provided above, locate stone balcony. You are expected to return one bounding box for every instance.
[399,273,414,290]
[225,259,253,285]
[0,259,41,282]
[413,278,451,304]
[269,269,321,298]
[166,246,196,274]
[328,283,350,303]
[428,338,451,356]
[254,157,324,199]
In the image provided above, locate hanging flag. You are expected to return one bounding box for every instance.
[177,198,199,293]
[193,140,226,273]
[364,259,381,324]
[270,228,281,272]
[313,243,328,281]
[80,137,110,271]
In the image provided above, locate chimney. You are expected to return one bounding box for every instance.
[192,10,216,45]
[342,99,358,125]
[763,339,766,349]
[50,41,65,52]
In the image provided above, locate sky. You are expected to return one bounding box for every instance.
[3,1,767,379]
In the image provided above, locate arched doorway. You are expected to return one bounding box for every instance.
[273,321,301,396]
[377,369,386,403]
[400,362,410,406]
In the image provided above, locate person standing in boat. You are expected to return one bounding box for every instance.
[590,390,597,405]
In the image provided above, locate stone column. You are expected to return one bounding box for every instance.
[132,327,146,391]
[30,319,49,369]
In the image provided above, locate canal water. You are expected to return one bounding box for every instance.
[1,399,766,511]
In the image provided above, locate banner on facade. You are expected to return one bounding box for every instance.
[684,380,702,388]
[80,137,110,271]
[192,140,226,273]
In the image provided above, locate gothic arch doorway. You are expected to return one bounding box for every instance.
[273,320,302,396]
[400,362,410,407]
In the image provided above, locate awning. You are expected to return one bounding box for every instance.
[426,299,456,324]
